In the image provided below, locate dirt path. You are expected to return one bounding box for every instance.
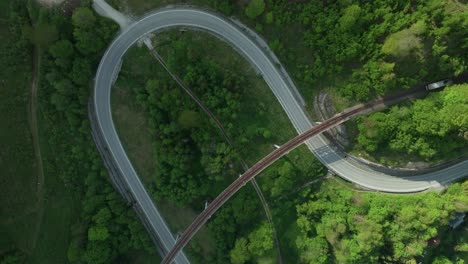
[28,46,45,251]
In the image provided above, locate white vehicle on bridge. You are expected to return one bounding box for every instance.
[426,79,453,91]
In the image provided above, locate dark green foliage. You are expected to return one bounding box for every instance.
[49,39,74,68]
[0,0,37,258]
[118,33,250,205]
[115,30,327,262]
[72,7,116,56]
[0,250,27,264]
[33,3,154,264]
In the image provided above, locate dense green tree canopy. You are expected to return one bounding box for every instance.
[30,2,154,264]
[296,181,468,263]
[266,0,467,101]
[357,84,468,161]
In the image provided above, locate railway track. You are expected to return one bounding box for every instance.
[161,94,402,263]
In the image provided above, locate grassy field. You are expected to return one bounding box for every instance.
[0,0,39,256]
[0,1,80,262]
[26,109,81,263]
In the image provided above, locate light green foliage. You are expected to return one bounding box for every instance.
[357,84,468,160]
[268,39,283,53]
[247,223,274,255]
[432,256,453,264]
[342,60,396,100]
[245,0,265,19]
[230,238,250,264]
[66,240,81,263]
[339,4,361,31]
[295,236,329,264]
[266,0,467,104]
[83,241,112,264]
[255,23,263,32]
[258,160,300,198]
[296,181,468,263]
[230,223,274,262]
[206,193,262,263]
[382,21,426,58]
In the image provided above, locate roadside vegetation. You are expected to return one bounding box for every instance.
[1,0,466,264]
[2,1,159,264]
[113,30,326,263]
[108,0,467,100]
[354,84,467,165]
[108,0,468,263]
[108,0,468,169]
[294,180,468,264]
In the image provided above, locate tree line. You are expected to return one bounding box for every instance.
[2,1,159,263]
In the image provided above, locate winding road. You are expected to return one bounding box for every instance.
[91,6,468,263]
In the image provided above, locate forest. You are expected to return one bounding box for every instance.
[264,0,468,163]
[107,0,468,262]
[254,0,467,100]
[356,84,468,163]
[0,0,37,262]
[114,30,327,262]
[2,1,157,263]
[114,25,467,264]
[37,4,158,264]
[0,0,467,263]
[294,181,468,264]
[106,0,468,164]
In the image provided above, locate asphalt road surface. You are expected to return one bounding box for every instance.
[93,7,468,263]
[160,97,414,263]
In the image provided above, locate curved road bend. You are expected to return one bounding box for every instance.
[160,94,423,263]
[93,7,468,263]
